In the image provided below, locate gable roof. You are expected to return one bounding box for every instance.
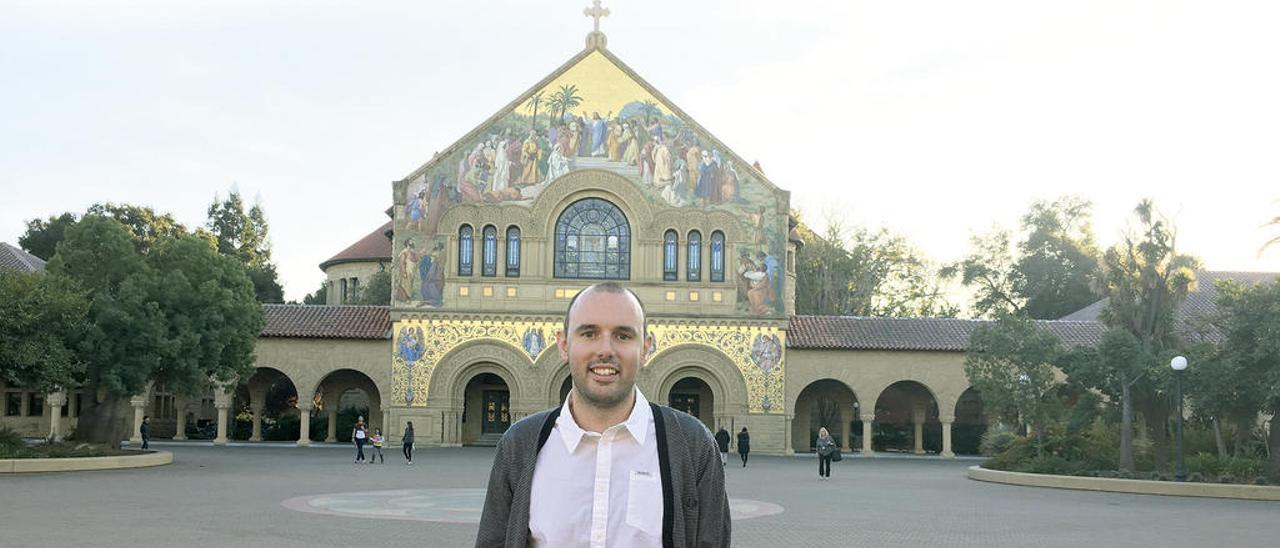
[1056,271,1279,341]
[320,221,393,270]
[260,304,390,340]
[787,315,1105,351]
[398,43,782,195]
[0,243,46,273]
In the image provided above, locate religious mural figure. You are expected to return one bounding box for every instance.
[418,242,445,307]
[521,328,546,360]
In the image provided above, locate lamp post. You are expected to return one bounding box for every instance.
[1171,355,1188,482]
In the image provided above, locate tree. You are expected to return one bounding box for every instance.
[941,228,1023,317]
[0,271,88,393]
[19,203,191,260]
[944,196,1100,319]
[18,212,77,260]
[1015,196,1101,319]
[355,270,392,305]
[1093,199,1200,470]
[965,313,1063,450]
[640,99,661,123]
[1061,327,1147,470]
[1211,277,1280,480]
[47,215,263,447]
[206,191,284,303]
[794,215,957,317]
[547,84,583,122]
[524,91,544,129]
[303,283,328,305]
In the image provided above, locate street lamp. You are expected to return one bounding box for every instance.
[1171,355,1188,482]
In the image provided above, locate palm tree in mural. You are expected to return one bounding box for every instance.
[640,99,661,124]
[524,91,544,130]
[547,84,584,124]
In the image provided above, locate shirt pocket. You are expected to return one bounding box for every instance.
[625,470,663,537]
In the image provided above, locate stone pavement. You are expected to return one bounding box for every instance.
[1,443,1276,547]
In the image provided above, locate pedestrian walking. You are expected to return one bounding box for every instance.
[737,427,751,467]
[140,416,151,450]
[402,421,415,465]
[816,426,836,479]
[715,426,731,466]
[368,428,385,464]
[352,416,368,463]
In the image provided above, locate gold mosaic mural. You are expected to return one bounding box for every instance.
[393,318,786,413]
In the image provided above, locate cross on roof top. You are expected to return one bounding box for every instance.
[584,0,610,33]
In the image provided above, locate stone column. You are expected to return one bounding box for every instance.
[382,409,392,440]
[213,388,232,446]
[940,415,955,458]
[325,401,339,443]
[19,391,30,417]
[129,394,148,444]
[47,391,67,442]
[68,390,77,419]
[297,403,312,447]
[172,395,189,441]
[840,416,852,451]
[249,401,265,442]
[860,413,875,457]
[912,405,926,455]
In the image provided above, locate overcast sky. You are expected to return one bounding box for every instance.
[3,0,1278,303]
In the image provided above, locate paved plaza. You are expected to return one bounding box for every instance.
[2,443,1277,547]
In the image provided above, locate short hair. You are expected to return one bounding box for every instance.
[562,282,648,337]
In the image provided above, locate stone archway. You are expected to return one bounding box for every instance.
[791,379,860,453]
[425,339,530,446]
[872,380,941,454]
[667,376,715,429]
[311,369,383,444]
[953,387,986,455]
[233,367,300,442]
[646,344,749,431]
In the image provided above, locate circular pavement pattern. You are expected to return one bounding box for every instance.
[282,488,783,523]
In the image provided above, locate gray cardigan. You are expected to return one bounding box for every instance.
[476,403,731,547]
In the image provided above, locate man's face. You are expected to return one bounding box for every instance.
[558,288,650,410]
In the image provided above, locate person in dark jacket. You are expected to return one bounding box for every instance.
[737,427,751,467]
[816,426,836,479]
[714,426,731,466]
[403,421,415,465]
[140,416,151,450]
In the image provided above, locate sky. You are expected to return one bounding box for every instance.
[3,0,1278,303]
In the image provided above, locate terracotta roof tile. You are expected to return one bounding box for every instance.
[787,315,1104,351]
[0,243,46,273]
[320,222,393,270]
[260,304,390,340]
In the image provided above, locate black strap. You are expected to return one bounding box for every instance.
[535,407,562,453]
[651,402,674,548]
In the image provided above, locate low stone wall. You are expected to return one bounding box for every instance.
[968,465,1280,502]
[0,450,172,473]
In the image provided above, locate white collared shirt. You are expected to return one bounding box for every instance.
[529,388,663,548]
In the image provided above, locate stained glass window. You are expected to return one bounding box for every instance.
[710,230,725,282]
[482,225,497,277]
[663,230,678,281]
[554,198,630,280]
[506,226,521,278]
[458,225,474,276]
[686,230,702,282]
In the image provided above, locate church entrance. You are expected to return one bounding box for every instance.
[462,372,509,446]
[668,377,714,430]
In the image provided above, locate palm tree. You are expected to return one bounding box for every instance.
[554,84,583,122]
[524,92,544,129]
[1262,203,1280,256]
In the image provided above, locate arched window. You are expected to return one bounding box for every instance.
[506,226,521,277]
[458,225,474,276]
[686,230,702,282]
[482,225,498,277]
[663,230,678,281]
[554,198,630,280]
[710,230,725,282]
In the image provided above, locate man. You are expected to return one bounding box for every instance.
[477,283,730,548]
[140,415,151,450]
[714,426,731,467]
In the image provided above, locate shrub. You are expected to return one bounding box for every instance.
[0,427,33,458]
[1188,472,1205,483]
[980,428,1021,457]
[1218,475,1236,484]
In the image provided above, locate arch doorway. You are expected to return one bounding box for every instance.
[953,387,986,455]
[314,369,382,444]
[792,379,860,453]
[668,377,714,430]
[234,367,299,442]
[463,373,510,446]
[873,380,941,454]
